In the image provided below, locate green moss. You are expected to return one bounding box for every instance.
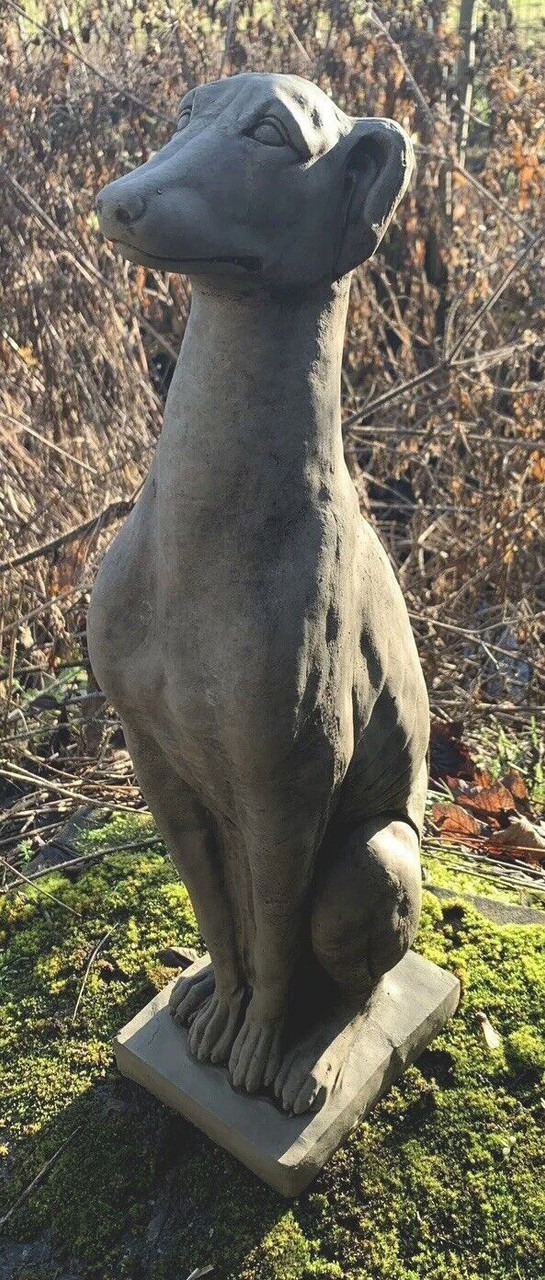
[238,1212,341,1280]
[1,812,544,1279]
[506,1025,545,1074]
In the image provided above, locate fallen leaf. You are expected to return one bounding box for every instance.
[500,771,530,809]
[157,946,199,969]
[455,780,517,821]
[487,815,545,862]
[431,803,483,837]
[476,1010,502,1051]
[445,770,494,793]
[473,769,494,788]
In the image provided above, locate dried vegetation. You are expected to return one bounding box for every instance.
[0,1,544,876]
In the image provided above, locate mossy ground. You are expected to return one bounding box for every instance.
[1,813,544,1280]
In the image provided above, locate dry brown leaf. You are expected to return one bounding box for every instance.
[488,816,545,862]
[500,771,529,807]
[456,780,517,820]
[431,803,483,837]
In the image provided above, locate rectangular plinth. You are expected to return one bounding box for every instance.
[114,951,460,1196]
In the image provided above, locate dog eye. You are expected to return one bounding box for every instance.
[177,108,192,131]
[247,117,291,147]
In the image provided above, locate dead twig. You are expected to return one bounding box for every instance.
[0,412,98,477]
[448,229,545,363]
[71,925,117,1023]
[5,0,174,123]
[286,22,314,67]
[219,0,237,77]
[0,855,82,916]
[0,761,139,813]
[0,835,163,895]
[2,167,180,366]
[423,840,545,895]
[343,229,545,429]
[365,6,437,132]
[0,1126,83,1230]
[0,497,137,576]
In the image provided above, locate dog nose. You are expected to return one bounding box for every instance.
[114,192,147,226]
[96,190,146,227]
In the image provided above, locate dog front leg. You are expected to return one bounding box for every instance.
[121,721,246,1065]
[228,808,317,1095]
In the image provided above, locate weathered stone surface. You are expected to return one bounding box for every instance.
[115,952,460,1196]
[89,73,431,1114]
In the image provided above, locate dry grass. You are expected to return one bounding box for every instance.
[1,1,544,859]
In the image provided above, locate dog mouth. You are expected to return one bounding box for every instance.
[111,240,261,273]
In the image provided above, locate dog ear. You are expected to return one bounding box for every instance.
[333,118,414,279]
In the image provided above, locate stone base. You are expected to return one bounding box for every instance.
[114,951,460,1197]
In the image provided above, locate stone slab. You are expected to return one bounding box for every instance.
[114,951,460,1197]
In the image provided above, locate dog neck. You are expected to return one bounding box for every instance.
[158,275,352,514]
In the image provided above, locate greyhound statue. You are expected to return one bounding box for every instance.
[88,73,429,1116]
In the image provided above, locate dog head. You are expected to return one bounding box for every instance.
[97,73,414,291]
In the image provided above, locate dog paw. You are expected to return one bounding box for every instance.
[274,1045,339,1115]
[169,966,214,1025]
[228,1009,284,1094]
[188,988,246,1065]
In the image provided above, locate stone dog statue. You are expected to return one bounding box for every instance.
[88,73,429,1116]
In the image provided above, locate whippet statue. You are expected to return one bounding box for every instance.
[89,73,429,1116]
